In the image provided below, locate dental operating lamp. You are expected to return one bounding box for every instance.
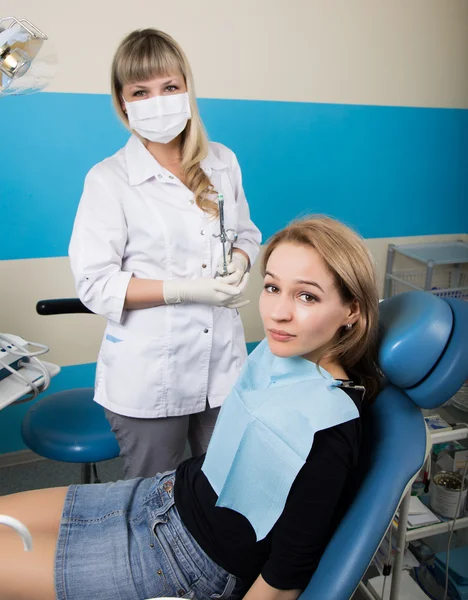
[0,16,55,96]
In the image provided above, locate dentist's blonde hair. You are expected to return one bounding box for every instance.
[262,215,381,403]
[111,28,218,217]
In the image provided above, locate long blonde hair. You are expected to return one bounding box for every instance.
[111,28,218,217]
[262,215,381,402]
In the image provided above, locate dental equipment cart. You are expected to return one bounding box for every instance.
[384,241,468,301]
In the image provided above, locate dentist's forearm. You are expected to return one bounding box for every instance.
[232,247,250,268]
[124,277,165,309]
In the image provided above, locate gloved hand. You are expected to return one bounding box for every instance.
[224,273,250,308]
[216,251,249,286]
[163,272,250,308]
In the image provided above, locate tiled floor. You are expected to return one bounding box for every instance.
[0,456,124,496]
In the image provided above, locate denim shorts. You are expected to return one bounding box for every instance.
[54,471,245,599]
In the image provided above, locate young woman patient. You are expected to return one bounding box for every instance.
[0,215,380,600]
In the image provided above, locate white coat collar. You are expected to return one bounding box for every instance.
[125,134,228,186]
[200,147,229,175]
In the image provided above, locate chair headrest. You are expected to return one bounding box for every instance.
[405,297,468,409]
[378,291,453,388]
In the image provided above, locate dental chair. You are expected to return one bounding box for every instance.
[300,291,468,599]
[21,299,120,484]
[142,290,467,600]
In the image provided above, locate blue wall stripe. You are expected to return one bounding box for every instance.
[1,93,467,261]
[0,363,97,454]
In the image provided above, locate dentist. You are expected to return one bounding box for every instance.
[69,28,261,479]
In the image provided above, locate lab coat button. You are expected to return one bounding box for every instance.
[200,230,206,235]
[203,328,209,333]
[189,199,194,204]
[202,263,207,268]
[168,175,174,179]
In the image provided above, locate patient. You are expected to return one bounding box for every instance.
[0,215,380,600]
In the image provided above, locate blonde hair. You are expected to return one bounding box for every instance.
[111,28,218,217]
[262,215,381,402]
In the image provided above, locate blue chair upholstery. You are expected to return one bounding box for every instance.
[378,291,453,389]
[21,299,120,483]
[246,341,261,355]
[406,297,468,409]
[300,291,468,599]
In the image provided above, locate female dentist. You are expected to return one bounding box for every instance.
[69,28,261,479]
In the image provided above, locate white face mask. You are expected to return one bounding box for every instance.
[124,92,191,143]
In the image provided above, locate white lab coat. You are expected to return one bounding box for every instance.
[69,135,261,418]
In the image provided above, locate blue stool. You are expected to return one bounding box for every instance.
[21,299,120,483]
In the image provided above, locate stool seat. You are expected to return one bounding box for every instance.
[22,388,120,463]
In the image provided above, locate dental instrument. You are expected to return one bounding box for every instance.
[213,194,238,276]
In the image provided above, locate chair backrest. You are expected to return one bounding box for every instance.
[301,291,468,600]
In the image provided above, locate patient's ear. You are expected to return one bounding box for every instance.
[346,299,360,325]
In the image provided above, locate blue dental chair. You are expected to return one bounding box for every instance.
[21,299,120,484]
[299,291,468,599]
[21,291,468,598]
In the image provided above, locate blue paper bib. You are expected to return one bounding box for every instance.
[202,339,360,540]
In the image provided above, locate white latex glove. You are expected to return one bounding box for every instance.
[216,251,249,286]
[163,272,249,308]
[224,272,250,309]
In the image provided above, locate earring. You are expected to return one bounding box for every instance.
[345,323,352,331]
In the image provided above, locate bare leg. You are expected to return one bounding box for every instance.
[0,487,68,537]
[0,530,56,600]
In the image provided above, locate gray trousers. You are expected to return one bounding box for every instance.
[104,401,220,479]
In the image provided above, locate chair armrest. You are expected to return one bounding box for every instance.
[36,299,93,315]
